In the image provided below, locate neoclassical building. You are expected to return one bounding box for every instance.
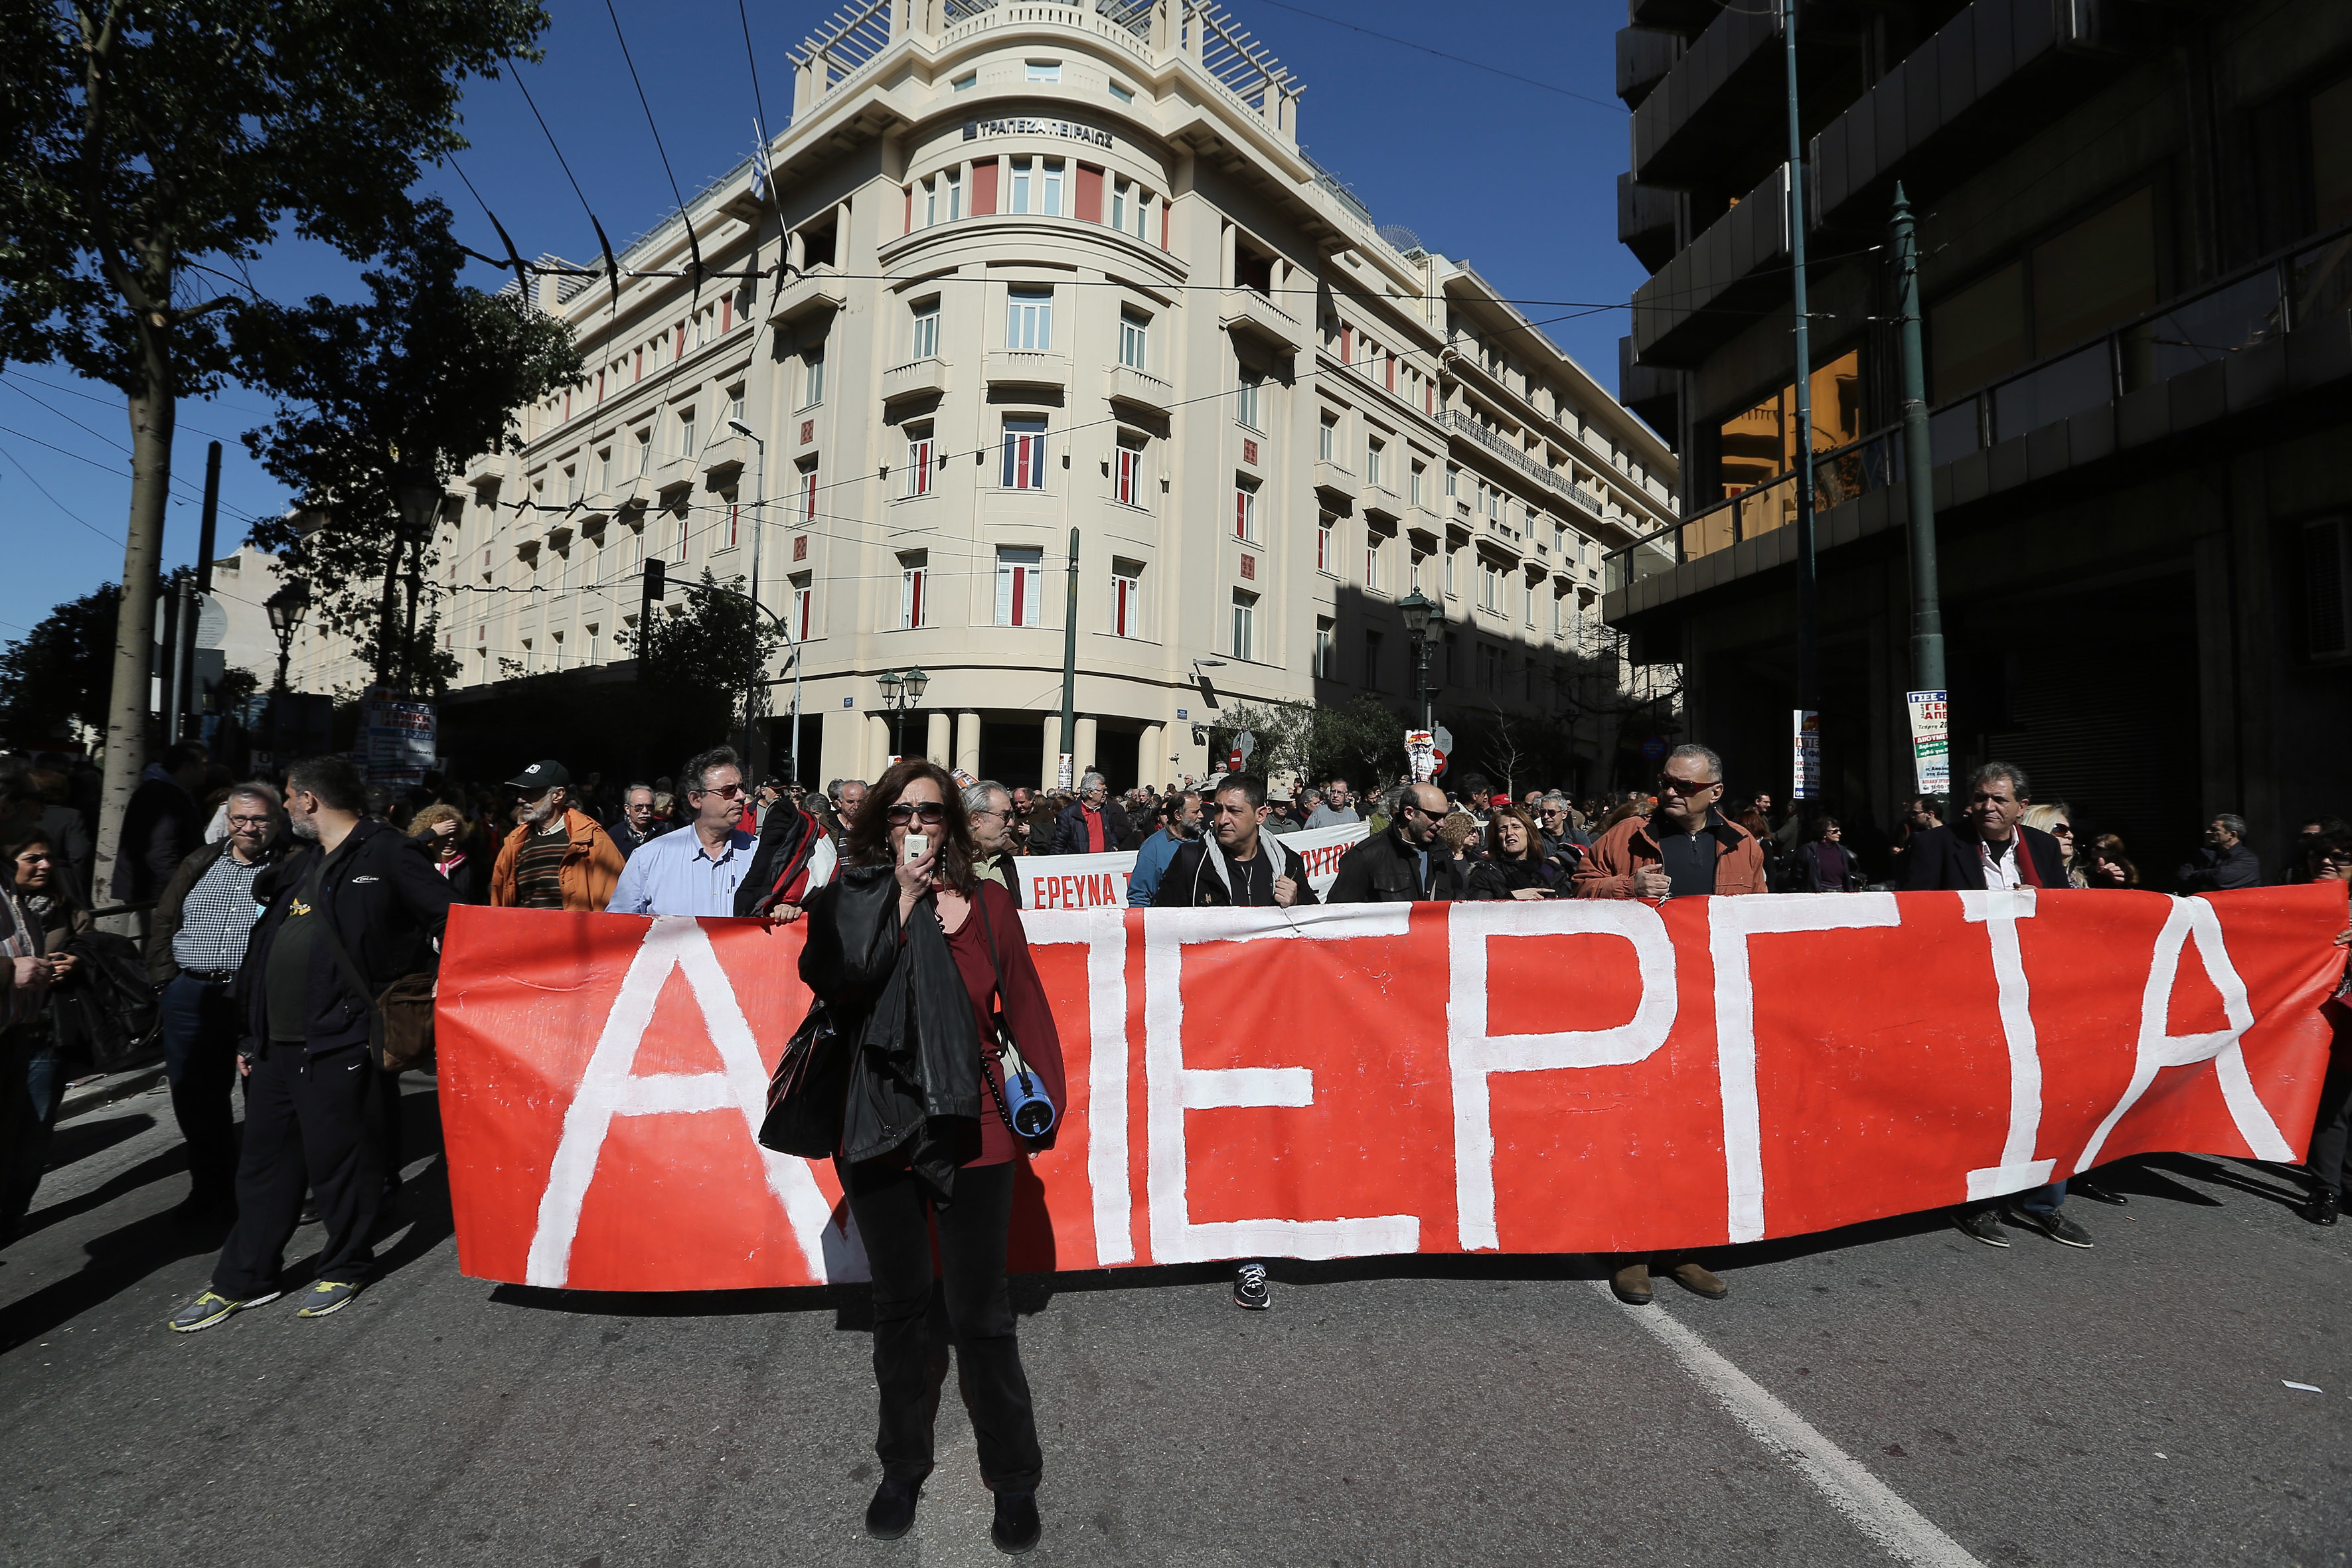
[293,0,1680,791]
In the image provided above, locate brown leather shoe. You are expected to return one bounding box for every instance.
[1610,1262,1654,1304]
[1669,1261,1729,1300]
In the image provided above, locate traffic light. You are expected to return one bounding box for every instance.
[641,558,666,635]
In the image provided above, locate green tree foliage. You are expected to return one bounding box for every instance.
[236,202,584,694]
[0,0,549,862]
[622,572,787,766]
[0,581,134,744]
[1214,694,1410,794]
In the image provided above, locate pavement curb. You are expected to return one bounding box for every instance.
[58,1062,168,1121]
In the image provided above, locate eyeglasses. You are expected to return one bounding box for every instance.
[1656,775,1718,796]
[884,801,949,824]
[696,781,747,799]
[2050,823,2074,836]
[228,814,274,828]
[970,807,1006,821]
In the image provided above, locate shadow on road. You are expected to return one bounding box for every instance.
[44,1111,157,1170]
[10,1145,192,1244]
[0,1206,233,1354]
[2143,1153,2308,1210]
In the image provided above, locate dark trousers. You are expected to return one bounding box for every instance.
[212,1041,386,1298]
[159,975,244,1202]
[844,1158,1042,1493]
[0,1028,64,1239]
[2308,1032,2352,1194]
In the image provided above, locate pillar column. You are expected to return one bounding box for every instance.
[1138,722,1165,787]
[1041,714,1063,792]
[1073,715,1100,782]
[925,711,952,769]
[955,710,982,777]
[866,713,895,779]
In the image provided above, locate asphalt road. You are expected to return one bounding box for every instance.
[1,1078,2347,1568]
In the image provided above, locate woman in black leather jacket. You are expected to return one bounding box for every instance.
[1466,805,1568,900]
[799,759,1065,1555]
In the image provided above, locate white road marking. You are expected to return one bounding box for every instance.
[1597,1283,1987,1568]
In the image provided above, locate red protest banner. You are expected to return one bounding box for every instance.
[433,887,2347,1293]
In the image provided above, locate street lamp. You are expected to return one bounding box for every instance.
[1399,589,1443,730]
[265,580,310,694]
[725,416,787,781]
[879,666,929,759]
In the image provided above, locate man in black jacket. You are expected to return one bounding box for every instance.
[167,754,453,1332]
[112,740,208,923]
[1326,783,1464,903]
[1152,775,1317,911]
[1897,760,2089,1251]
[2177,813,2261,892]
[1050,772,1132,856]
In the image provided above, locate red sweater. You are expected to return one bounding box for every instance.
[939,880,1069,1164]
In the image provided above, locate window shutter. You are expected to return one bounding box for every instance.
[1160,202,1169,249]
[1340,325,1352,363]
[973,158,999,215]
[1076,164,1103,223]
[903,184,913,234]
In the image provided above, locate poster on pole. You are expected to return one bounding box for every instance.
[359,690,436,787]
[1405,730,1436,783]
[1906,690,1950,795]
[1791,708,1821,800]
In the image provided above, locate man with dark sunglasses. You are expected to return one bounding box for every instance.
[1327,782,1464,903]
[609,747,760,917]
[1574,744,1766,902]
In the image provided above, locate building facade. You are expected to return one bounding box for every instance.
[283,0,1679,792]
[1610,0,2352,875]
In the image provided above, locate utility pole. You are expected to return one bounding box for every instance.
[1782,0,1821,796]
[179,441,221,740]
[1058,526,1079,791]
[1893,183,1950,807]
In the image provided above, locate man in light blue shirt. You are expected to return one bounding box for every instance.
[608,746,756,917]
[1126,790,1202,907]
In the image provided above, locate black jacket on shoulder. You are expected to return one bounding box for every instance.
[1894,824,2067,892]
[1150,834,1322,907]
[236,819,453,1055]
[799,866,986,1197]
[1326,826,1466,903]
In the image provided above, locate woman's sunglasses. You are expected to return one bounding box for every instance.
[884,802,949,825]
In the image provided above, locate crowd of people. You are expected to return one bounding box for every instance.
[0,734,2346,1551]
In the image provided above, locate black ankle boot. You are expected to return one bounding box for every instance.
[2304,1186,2340,1227]
[865,1473,923,1539]
[990,1489,1041,1555]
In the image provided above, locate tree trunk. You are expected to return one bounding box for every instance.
[372,526,403,688]
[399,527,426,692]
[92,331,175,909]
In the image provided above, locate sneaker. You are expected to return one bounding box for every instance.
[864,1474,922,1540]
[167,1289,280,1333]
[991,1489,1041,1555]
[2302,1186,2339,1227]
[1232,1262,1271,1310]
[295,1279,363,1318]
[2003,1205,2094,1248]
[1950,1206,2011,1247]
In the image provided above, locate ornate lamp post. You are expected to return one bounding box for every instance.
[265,580,310,694]
[1399,589,1443,730]
[879,666,929,759]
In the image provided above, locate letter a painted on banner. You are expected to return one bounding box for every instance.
[524,916,838,1287]
[2077,896,2294,1169]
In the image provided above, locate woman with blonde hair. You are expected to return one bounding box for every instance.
[408,802,484,903]
[2021,803,2086,887]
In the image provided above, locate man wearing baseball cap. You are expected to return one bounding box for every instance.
[489,760,626,912]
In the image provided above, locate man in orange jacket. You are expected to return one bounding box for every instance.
[1571,741,1764,1308]
[489,759,626,912]
[1572,743,1768,901]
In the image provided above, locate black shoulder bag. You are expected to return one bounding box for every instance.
[309,849,437,1072]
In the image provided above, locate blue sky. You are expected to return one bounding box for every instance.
[0,0,1639,651]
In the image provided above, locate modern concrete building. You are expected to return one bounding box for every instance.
[1610,0,2352,874]
[285,0,1679,791]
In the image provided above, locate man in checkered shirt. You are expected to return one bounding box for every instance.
[148,781,283,1222]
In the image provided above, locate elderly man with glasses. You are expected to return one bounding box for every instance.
[1051,771,1133,855]
[609,747,761,917]
[1574,744,1767,902]
[147,781,286,1222]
